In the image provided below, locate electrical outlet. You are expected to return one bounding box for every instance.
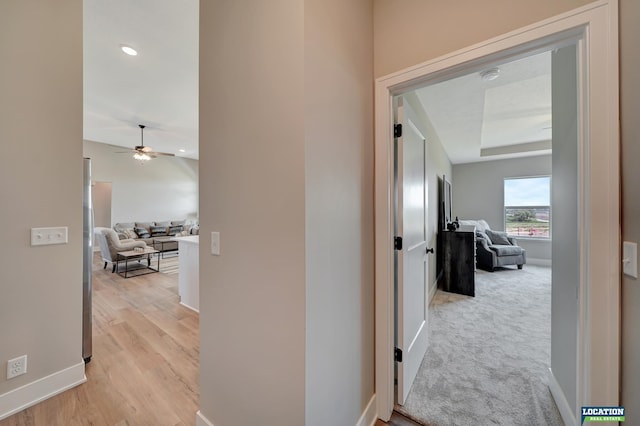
[7,355,27,379]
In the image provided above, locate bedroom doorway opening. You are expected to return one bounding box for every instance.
[391,45,567,425]
[375,3,620,424]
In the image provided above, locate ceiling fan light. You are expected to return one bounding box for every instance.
[120,45,138,56]
[133,152,151,161]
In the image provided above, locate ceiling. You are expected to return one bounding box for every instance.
[83,2,549,164]
[414,50,552,164]
[83,0,199,159]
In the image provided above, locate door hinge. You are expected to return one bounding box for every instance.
[394,123,402,138]
[394,236,403,250]
[394,347,403,363]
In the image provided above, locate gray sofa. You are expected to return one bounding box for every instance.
[113,220,198,252]
[459,219,526,272]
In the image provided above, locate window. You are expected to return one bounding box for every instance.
[504,176,550,239]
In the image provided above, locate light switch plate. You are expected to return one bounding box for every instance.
[31,227,68,246]
[623,241,637,278]
[211,231,220,256]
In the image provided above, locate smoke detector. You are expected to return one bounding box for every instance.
[480,67,501,81]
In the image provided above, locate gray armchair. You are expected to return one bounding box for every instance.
[459,220,526,272]
[94,227,148,272]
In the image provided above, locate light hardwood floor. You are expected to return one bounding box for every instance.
[0,253,199,426]
[1,254,423,426]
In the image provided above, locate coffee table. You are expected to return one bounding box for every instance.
[153,236,179,258]
[116,247,160,278]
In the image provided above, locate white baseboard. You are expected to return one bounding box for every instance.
[548,368,576,426]
[196,394,377,426]
[528,258,552,266]
[180,301,200,313]
[356,394,377,426]
[196,410,215,426]
[429,280,438,304]
[0,360,86,421]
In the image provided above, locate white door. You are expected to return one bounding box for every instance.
[394,96,429,405]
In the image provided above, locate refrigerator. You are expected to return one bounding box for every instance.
[82,158,93,363]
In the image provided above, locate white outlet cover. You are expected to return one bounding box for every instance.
[31,227,68,246]
[211,231,220,256]
[7,354,27,379]
[623,241,638,278]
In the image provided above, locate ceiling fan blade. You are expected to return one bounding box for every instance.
[151,151,175,157]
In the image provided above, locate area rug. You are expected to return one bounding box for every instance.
[396,265,563,426]
[159,256,179,275]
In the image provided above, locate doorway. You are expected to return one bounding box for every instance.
[92,181,112,230]
[392,46,564,425]
[375,3,619,423]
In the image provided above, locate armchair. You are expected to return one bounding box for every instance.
[459,220,526,272]
[94,227,148,273]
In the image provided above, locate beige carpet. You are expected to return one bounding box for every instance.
[397,265,563,426]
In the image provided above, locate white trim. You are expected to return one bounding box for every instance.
[548,368,577,426]
[428,280,438,304]
[527,258,552,267]
[374,1,619,421]
[356,394,377,426]
[180,301,200,313]
[0,361,86,421]
[196,410,215,426]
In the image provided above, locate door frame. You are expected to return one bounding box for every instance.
[374,0,619,422]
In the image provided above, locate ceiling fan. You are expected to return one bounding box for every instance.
[118,124,175,161]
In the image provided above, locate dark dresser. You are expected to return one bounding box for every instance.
[441,225,476,296]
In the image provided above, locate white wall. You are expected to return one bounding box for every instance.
[405,93,453,294]
[452,155,552,261]
[619,0,640,422]
[304,1,374,424]
[0,0,84,412]
[83,140,198,225]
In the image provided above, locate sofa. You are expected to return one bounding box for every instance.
[458,219,526,272]
[113,220,198,253]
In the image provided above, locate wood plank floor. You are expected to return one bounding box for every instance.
[1,254,424,426]
[0,253,199,426]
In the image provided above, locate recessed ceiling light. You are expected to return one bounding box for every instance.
[480,67,500,81]
[120,45,138,56]
[179,149,186,153]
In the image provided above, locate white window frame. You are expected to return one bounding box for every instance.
[504,175,552,240]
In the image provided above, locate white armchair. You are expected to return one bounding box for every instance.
[94,227,148,272]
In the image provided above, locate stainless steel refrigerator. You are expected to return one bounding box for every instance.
[82,158,93,363]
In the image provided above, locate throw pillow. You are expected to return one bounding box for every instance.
[134,227,151,239]
[168,225,184,236]
[150,225,168,237]
[123,228,137,239]
[475,231,490,244]
[485,229,511,245]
